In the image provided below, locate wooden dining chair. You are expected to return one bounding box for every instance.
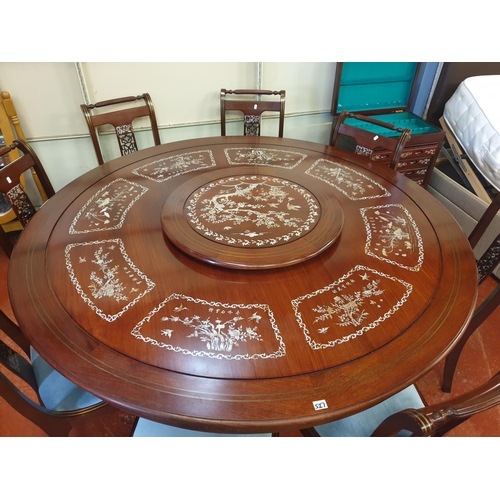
[371,371,500,437]
[81,93,161,165]
[441,191,500,393]
[330,111,412,170]
[0,308,129,436]
[300,370,500,437]
[0,91,49,233]
[0,139,55,257]
[220,89,286,137]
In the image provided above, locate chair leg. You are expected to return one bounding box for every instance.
[442,340,467,393]
[443,286,500,393]
[0,225,13,258]
[442,321,479,393]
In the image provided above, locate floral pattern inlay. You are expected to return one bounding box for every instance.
[305,159,391,200]
[291,265,412,349]
[131,294,286,360]
[224,148,306,169]
[65,239,155,322]
[477,234,500,283]
[7,184,36,225]
[132,150,216,182]
[186,175,320,247]
[360,204,424,271]
[116,124,137,155]
[69,179,148,234]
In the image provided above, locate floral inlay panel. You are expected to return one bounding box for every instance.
[131,294,286,360]
[65,239,155,322]
[477,234,500,283]
[224,148,307,169]
[305,159,391,200]
[360,204,424,271]
[115,124,137,155]
[186,175,320,248]
[6,184,36,225]
[291,265,412,350]
[132,150,216,182]
[69,179,148,234]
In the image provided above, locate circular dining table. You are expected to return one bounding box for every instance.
[9,136,478,433]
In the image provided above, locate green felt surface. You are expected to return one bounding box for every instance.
[335,63,440,136]
[344,112,439,137]
[336,62,419,114]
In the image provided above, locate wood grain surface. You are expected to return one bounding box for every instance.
[8,136,478,433]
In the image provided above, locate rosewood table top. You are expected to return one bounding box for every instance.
[8,136,478,433]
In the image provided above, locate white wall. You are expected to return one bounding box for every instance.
[0,62,337,190]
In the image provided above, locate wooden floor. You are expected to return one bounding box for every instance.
[1,243,500,437]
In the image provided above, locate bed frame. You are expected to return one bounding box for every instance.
[439,116,494,205]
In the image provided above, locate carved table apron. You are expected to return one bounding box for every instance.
[8,136,478,433]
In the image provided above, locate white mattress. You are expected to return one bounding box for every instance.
[443,75,500,191]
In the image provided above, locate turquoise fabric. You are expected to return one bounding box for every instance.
[133,418,272,437]
[336,62,419,114]
[30,347,102,412]
[313,385,424,437]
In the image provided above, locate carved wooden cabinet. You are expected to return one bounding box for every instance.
[331,62,445,188]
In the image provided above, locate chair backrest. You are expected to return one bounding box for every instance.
[454,194,500,337]
[0,139,55,257]
[469,192,500,284]
[372,370,500,436]
[0,308,116,436]
[220,89,286,137]
[0,91,49,229]
[0,308,69,436]
[0,308,39,391]
[331,111,412,170]
[469,192,500,329]
[440,191,500,392]
[81,93,161,165]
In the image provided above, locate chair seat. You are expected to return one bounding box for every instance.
[31,347,102,412]
[313,385,424,437]
[133,418,272,437]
